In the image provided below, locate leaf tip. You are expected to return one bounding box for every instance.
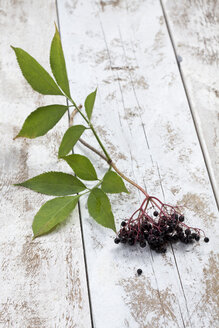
[54,21,59,33]
[13,183,20,187]
[13,134,20,140]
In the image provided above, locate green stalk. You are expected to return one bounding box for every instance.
[89,123,111,162]
[67,96,112,162]
[68,97,90,124]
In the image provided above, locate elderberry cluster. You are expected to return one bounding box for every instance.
[114,211,209,253]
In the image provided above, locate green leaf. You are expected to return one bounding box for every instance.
[87,188,116,232]
[32,195,79,238]
[50,24,71,98]
[85,89,97,120]
[15,104,68,139]
[58,125,86,158]
[63,154,98,181]
[11,46,63,95]
[101,171,128,194]
[15,171,86,196]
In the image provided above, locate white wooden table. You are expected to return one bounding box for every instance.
[0,1,218,327]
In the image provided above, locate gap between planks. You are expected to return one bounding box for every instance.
[55,1,94,327]
[160,0,219,210]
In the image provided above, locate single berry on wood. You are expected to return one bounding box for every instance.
[121,221,126,227]
[179,215,184,222]
[114,237,120,244]
[153,211,158,217]
[204,237,209,243]
[137,268,142,275]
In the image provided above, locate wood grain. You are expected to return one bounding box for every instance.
[1,0,218,327]
[0,1,91,327]
[58,0,218,327]
[161,0,219,205]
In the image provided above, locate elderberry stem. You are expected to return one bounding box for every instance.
[79,138,108,162]
[89,123,111,162]
[67,96,149,197]
[78,137,149,197]
[67,97,112,162]
[68,97,90,125]
[110,162,149,198]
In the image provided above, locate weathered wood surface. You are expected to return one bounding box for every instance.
[161,0,219,204]
[0,0,218,327]
[0,1,91,327]
[58,0,218,327]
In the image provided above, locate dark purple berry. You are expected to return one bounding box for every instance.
[121,221,126,227]
[179,215,184,222]
[185,229,191,235]
[114,237,120,244]
[140,241,146,248]
[152,229,159,236]
[141,223,147,230]
[128,238,135,246]
[160,220,165,227]
[153,211,159,217]
[137,268,142,275]
[147,223,152,230]
[195,235,200,241]
[204,237,209,243]
[172,235,179,242]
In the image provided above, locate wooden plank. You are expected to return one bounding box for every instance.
[0,1,92,327]
[58,0,218,327]
[161,0,219,204]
